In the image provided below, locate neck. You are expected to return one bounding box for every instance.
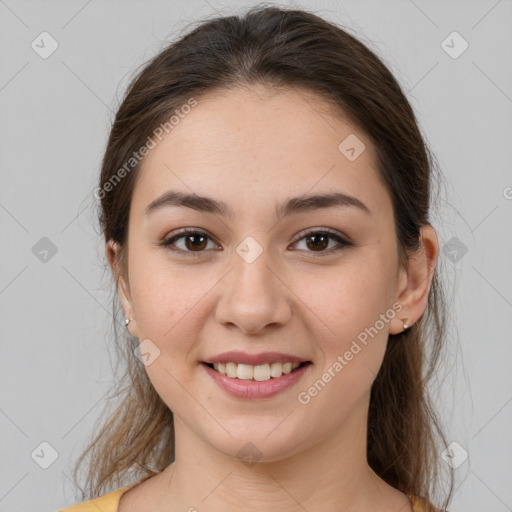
[160,394,402,512]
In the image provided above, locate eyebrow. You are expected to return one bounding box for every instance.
[143,190,371,220]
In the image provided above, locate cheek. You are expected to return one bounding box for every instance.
[311,258,396,338]
[128,250,186,343]
[303,247,396,377]
[129,250,219,361]
[128,261,207,410]
[295,272,391,422]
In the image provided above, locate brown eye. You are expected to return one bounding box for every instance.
[293,229,352,256]
[305,233,329,251]
[161,227,352,258]
[161,228,218,257]
[183,233,208,251]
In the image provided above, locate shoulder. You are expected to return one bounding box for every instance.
[58,483,138,512]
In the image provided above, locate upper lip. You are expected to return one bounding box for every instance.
[203,351,310,366]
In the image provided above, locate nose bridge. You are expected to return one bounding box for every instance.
[233,236,274,297]
[216,235,291,333]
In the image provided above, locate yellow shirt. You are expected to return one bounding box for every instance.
[58,482,139,511]
[59,484,431,511]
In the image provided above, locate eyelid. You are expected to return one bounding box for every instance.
[290,227,353,256]
[160,227,221,256]
[292,226,348,243]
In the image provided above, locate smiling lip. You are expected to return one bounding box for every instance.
[203,351,309,366]
[202,361,311,399]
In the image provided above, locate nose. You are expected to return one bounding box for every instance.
[215,246,292,336]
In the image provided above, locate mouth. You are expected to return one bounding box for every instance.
[201,361,312,381]
[201,359,313,399]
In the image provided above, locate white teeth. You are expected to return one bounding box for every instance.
[225,362,238,378]
[282,362,293,374]
[270,362,282,378]
[237,364,253,380]
[211,361,302,381]
[253,363,270,381]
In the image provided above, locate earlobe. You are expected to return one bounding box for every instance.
[106,240,139,338]
[389,313,410,335]
[390,225,439,335]
[123,316,139,338]
[117,268,140,338]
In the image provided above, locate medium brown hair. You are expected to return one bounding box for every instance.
[73,5,454,510]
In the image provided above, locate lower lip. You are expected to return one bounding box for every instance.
[201,362,312,399]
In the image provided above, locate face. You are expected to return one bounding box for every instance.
[110,85,413,463]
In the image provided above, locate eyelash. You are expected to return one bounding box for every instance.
[159,227,353,258]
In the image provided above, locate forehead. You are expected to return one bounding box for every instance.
[133,85,390,218]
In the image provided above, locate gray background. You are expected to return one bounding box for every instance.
[0,0,511,511]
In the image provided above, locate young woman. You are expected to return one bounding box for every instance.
[61,5,454,511]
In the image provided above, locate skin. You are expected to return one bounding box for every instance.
[108,84,439,512]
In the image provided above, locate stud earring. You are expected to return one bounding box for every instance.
[402,318,409,331]
[124,318,131,327]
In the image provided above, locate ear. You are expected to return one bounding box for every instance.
[106,240,139,338]
[389,225,439,335]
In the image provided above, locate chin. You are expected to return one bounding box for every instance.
[203,425,310,466]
